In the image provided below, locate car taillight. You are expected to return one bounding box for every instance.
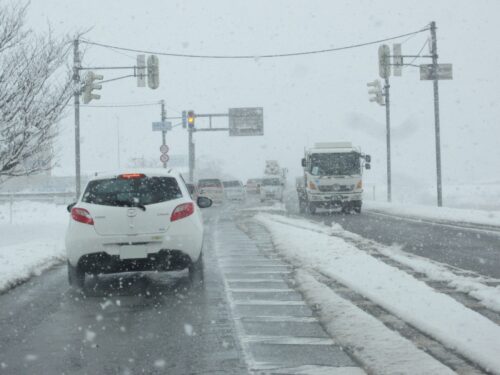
[170,202,194,222]
[71,207,94,225]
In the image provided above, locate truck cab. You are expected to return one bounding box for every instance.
[300,142,370,214]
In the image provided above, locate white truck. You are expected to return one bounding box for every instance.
[260,160,286,202]
[298,142,370,214]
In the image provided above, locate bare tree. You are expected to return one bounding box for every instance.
[0,3,73,180]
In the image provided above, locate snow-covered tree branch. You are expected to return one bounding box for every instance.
[0,3,73,180]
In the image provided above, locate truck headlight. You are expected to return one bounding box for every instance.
[356,180,362,189]
[308,181,317,190]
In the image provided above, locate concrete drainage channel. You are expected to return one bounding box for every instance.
[240,218,490,375]
[213,217,365,374]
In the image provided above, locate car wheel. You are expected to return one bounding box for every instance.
[189,252,204,286]
[67,261,85,289]
[308,203,316,215]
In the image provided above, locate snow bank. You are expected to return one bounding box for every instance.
[0,202,68,292]
[295,271,455,375]
[255,213,500,374]
[364,200,500,228]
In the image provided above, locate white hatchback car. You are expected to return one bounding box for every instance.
[65,169,212,288]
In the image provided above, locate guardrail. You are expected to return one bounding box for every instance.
[0,192,75,224]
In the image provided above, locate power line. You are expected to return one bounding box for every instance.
[79,102,161,108]
[80,27,430,59]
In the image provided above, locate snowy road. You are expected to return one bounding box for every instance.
[301,207,500,279]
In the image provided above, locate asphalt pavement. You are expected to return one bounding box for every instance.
[0,207,247,375]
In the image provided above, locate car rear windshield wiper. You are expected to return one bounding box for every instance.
[107,199,147,211]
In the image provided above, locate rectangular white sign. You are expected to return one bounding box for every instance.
[228,107,264,136]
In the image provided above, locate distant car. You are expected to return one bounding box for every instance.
[65,170,213,289]
[223,180,246,201]
[260,177,284,202]
[246,178,262,194]
[197,178,224,203]
[185,183,199,200]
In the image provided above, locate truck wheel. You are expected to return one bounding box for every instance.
[299,200,305,214]
[68,261,85,289]
[353,202,362,214]
[308,203,316,215]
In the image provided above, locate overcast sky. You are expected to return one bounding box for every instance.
[20,0,500,198]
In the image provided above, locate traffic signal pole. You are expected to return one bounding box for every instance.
[384,77,392,203]
[73,39,81,199]
[161,100,167,168]
[188,127,194,182]
[430,21,443,207]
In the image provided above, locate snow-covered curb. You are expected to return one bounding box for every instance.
[0,239,66,293]
[364,200,500,228]
[255,213,500,374]
[0,202,68,293]
[295,271,455,375]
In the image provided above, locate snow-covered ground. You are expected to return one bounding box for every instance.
[0,201,68,292]
[255,213,500,374]
[365,200,500,228]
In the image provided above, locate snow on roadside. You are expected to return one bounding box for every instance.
[267,213,500,312]
[255,213,500,374]
[295,271,455,375]
[0,201,68,293]
[364,200,500,228]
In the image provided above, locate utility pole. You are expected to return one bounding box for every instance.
[73,39,81,199]
[384,77,392,202]
[161,100,167,168]
[430,21,443,207]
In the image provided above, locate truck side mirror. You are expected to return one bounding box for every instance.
[365,155,371,163]
[301,158,306,167]
[365,163,371,170]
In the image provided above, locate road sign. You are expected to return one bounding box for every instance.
[420,64,453,80]
[378,44,391,79]
[160,144,169,153]
[152,121,172,132]
[393,44,402,77]
[228,107,264,136]
[160,154,170,163]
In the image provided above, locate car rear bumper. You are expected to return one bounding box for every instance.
[77,249,192,274]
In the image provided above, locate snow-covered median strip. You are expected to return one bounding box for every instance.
[364,200,500,228]
[255,213,500,374]
[295,271,455,375]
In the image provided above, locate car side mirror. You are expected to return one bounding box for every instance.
[365,163,371,170]
[301,158,306,167]
[67,202,76,212]
[365,155,371,163]
[197,196,213,208]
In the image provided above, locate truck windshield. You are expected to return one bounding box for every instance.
[310,152,360,176]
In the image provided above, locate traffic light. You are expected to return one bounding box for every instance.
[182,111,187,128]
[147,55,159,89]
[187,110,195,128]
[367,80,385,106]
[82,71,103,104]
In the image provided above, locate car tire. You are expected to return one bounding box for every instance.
[68,261,85,289]
[189,252,204,286]
[308,203,316,215]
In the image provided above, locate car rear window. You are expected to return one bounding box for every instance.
[223,181,241,187]
[82,176,182,206]
[198,179,222,188]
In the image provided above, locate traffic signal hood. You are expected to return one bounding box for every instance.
[367,80,385,106]
[82,71,103,104]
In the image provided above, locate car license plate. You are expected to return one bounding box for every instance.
[120,245,148,259]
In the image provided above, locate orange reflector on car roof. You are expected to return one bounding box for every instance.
[118,173,146,179]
